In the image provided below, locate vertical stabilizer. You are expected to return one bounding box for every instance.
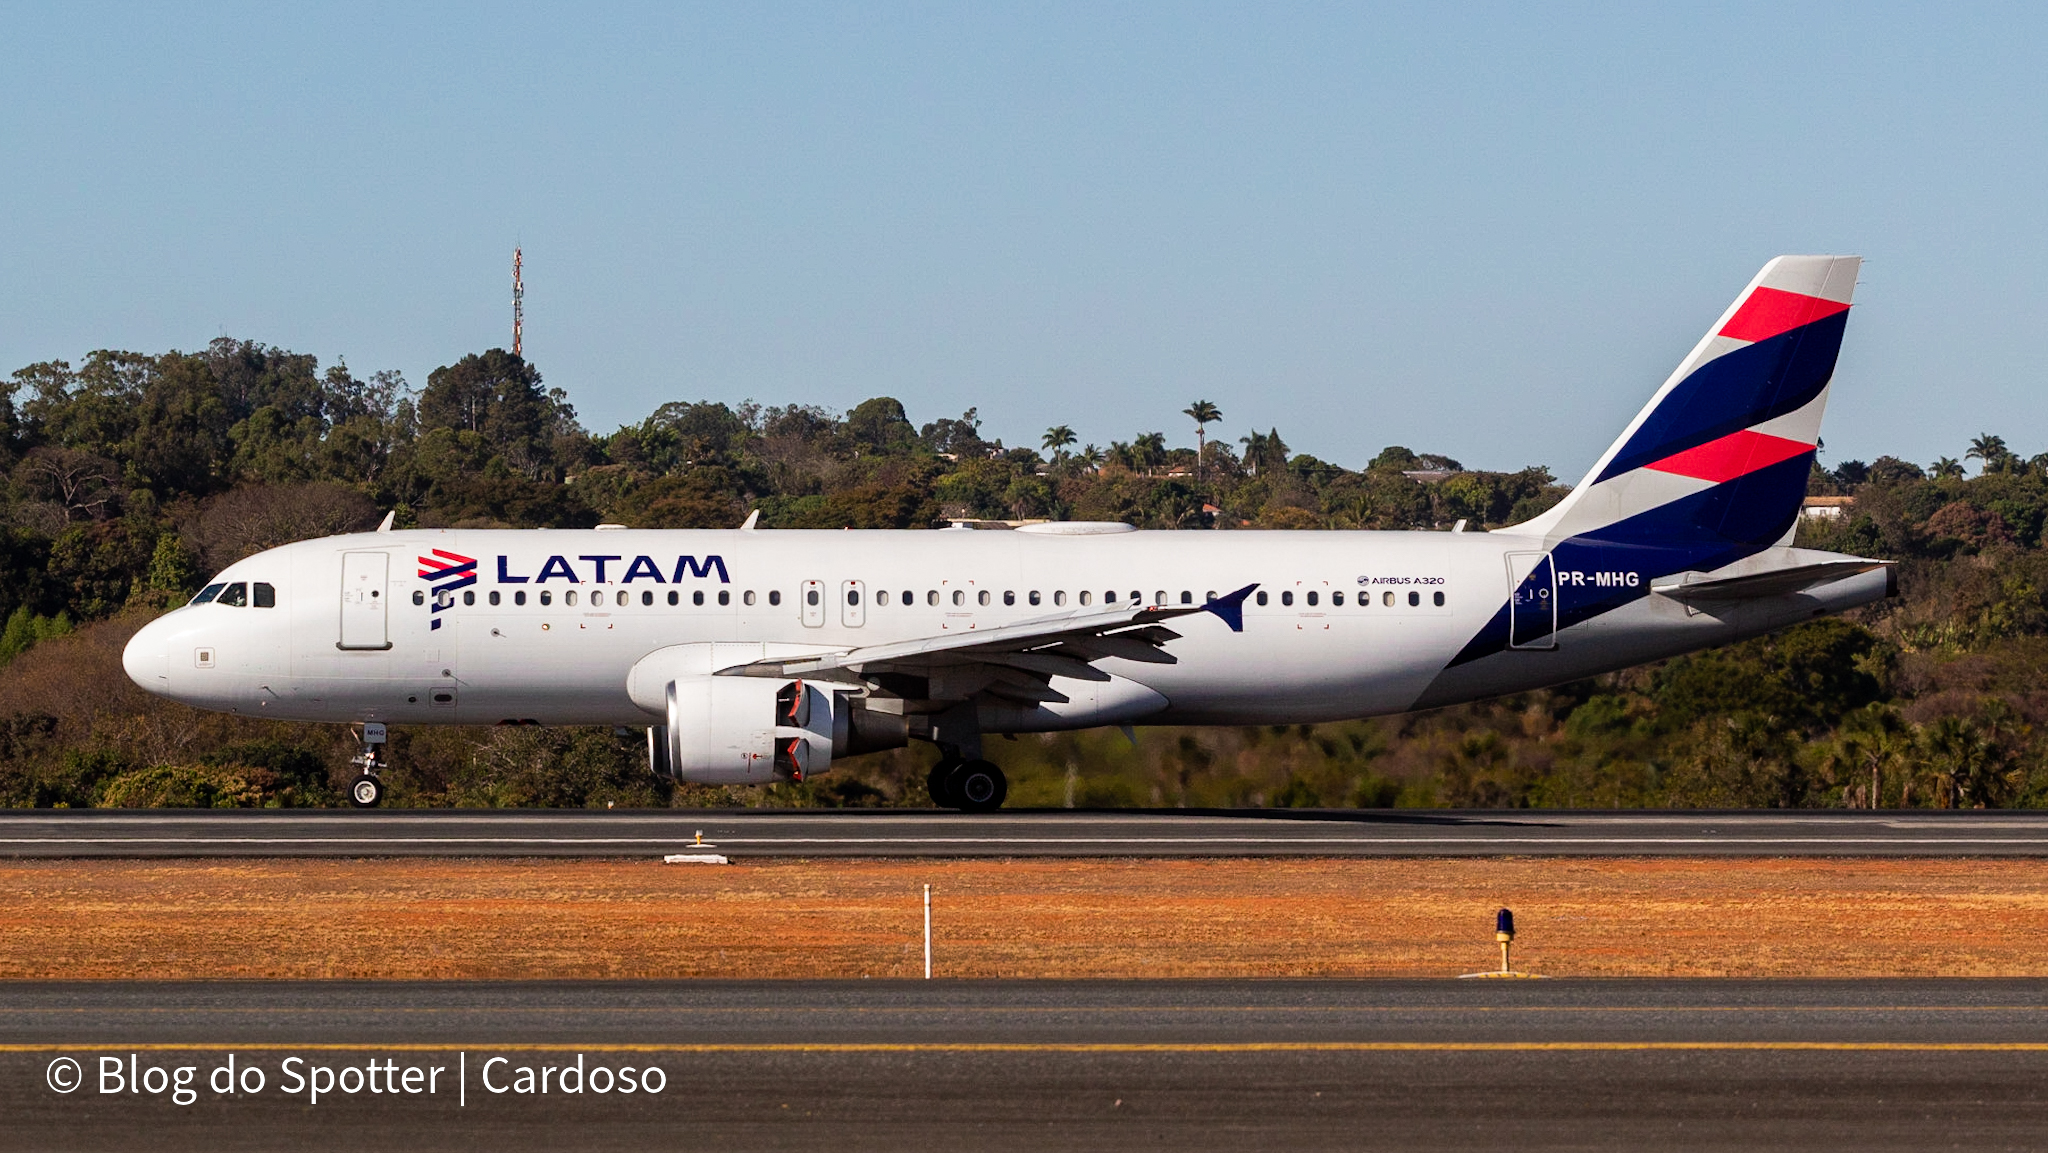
[1509,255,1859,546]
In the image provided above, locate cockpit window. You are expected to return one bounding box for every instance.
[253,582,276,608]
[192,583,226,605]
[218,582,248,607]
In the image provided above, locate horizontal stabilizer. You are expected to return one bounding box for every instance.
[1651,558,1890,603]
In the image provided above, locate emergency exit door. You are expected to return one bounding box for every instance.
[841,580,866,627]
[800,580,826,627]
[339,552,392,650]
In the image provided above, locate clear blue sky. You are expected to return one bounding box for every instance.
[3,3,2043,477]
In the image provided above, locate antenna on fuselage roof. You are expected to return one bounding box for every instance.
[375,511,395,533]
[738,510,760,531]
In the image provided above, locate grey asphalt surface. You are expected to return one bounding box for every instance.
[6,980,2048,1150]
[7,807,2048,858]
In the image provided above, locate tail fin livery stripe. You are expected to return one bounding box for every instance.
[1717,286,1852,344]
[1642,428,1812,484]
[1592,307,1848,483]
[1450,450,1813,667]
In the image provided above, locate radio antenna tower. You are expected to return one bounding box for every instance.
[511,247,524,358]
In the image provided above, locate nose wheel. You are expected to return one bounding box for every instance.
[348,722,388,808]
[348,774,385,808]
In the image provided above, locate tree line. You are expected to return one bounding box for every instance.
[0,337,2044,809]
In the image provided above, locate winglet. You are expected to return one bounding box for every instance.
[1203,584,1257,633]
[739,510,760,531]
[375,511,395,533]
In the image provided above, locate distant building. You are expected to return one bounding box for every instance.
[1801,495,1856,520]
[1402,469,1460,483]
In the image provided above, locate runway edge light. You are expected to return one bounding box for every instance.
[1459,906,1546,979]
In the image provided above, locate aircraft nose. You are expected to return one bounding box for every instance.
[122,617,172,694]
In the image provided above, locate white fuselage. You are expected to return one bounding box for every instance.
[121,525,1889,733]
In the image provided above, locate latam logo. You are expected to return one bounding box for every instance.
[419,549,479,631]
[494,554,731,585]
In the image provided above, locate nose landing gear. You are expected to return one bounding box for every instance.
[348,722,388,809]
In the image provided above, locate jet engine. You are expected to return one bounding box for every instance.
[654,675,834,785]
[629,643,910,785]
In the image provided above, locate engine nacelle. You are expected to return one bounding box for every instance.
[659,675,835,785]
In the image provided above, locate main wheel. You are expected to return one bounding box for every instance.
[348,774,384,809]
[926,759,961,808]
[947,760,1008,813]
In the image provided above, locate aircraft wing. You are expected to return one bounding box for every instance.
[1651,558,1891,603]
[715,585,1257,699]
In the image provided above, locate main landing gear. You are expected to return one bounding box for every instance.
[348,722,388,809]
[927,757,1008,813]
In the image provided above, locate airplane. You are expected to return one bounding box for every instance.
[122,255,1890,811]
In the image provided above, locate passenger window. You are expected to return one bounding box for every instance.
[1383,591,1395,607]
[1154,591,1167,605]
[745,590,757,606]
[1408,591,1420,606]
[566,590,579,607]
[1130,591,1141,604]
[1333,591,1344,606]
[1281,591,1294,606]
[1256,591,1268,606]
[693,591,705,606]
[953,590,965,606]
[254,582,276,608]
[903,590,914,605]
[878,590,890,606]
[643,590,654,606]
[1080,591,1092,606]
[192,583,225,605]
[591,591,605,607]
[1029,591,1041,606]
[489,590,501,606]
[1205,590,1216,602]
[1306,591,1319,606]
[807,589,820,606]
[1434,591,1446,607]
[462,590,474,606]
[412,589,424,606]
[769,590,782,606]
[668,591,679,606]
[1054,591,1066,606]
[926,590,938,605]
[515,591,527,606]
[718,590,731,606]
[977,590,990,606]
[1178,592,1190,605]
[540,591,553,606]
[1004,591,1016,606]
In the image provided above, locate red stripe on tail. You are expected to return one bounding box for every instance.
[1719,286,1850,344]
[1642,428,1812,484]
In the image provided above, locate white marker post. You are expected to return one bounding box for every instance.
[923,884,932,979]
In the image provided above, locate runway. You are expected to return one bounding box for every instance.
[5,807,2048,858]
[7,979,2048,1150]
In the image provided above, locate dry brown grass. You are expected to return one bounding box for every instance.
[4,856,2046,980]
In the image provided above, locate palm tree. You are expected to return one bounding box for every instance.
[1820,705,1913,808]
[1107,441,1138,472]
[1041,425,1077,464]
[1078,444,1104,472]
[1182,400,1221,485]
[1134,431,1168,475]
[1239,427,1288,477]
[1932,456,1965,479]
[1239,431,1262,477]
[1966,433,2009,475]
